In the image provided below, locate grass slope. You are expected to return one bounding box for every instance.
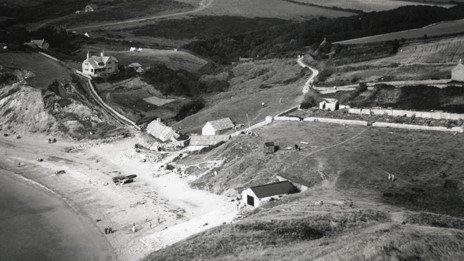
[147,121,464,260]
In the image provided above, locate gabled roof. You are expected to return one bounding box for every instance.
[128,62,142,68]
[147,119,179,142]
[189,135,229,146]
[205,118,234,131]
[84,55,118,69]
[453,59,464,72]
[249,181,298,199]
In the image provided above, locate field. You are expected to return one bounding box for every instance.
[320,35,464,86]
[174,58,307,133]
[336,18,464,45]
[358,35,464,65]
[0,52,71,89]
[104,49,208,72]
[146,121,464,260]
[286,0,452,12]
[194,0,354,19]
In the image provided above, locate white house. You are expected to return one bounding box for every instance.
[241,181,299,208]
[319,98,339,111]
[202,118,234,136]
[452,59,464,82]
[146,118,179,142]
[188,135,230,151]
[82,51,118,78]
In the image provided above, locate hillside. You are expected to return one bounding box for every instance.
[285,0,453,12]
[145,121,464,260]
[336,18,464,45]
[0,68,124,139]
[174,58,307,133]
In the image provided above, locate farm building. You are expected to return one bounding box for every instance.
[263,141,277,155]
[146,118,180,142]
[319,98,340,111]
[241,181,299,208]
[202,118,235,136]
[82,51,118,78]
[85,4,96,12]
[24,39,49,50]
[128,63,144,73]
[188,135,230,150]
[451,59,464,82]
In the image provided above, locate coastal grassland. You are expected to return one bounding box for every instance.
[194,0,354,19]
[0,52,71,89]
[336,18,464,45]
[51,0,193,27]
[182,121,464,217]
[174,58,307,133]
[148,122,464,260]
[285,0,453,12]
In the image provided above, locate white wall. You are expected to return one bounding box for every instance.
[452,68,464,82]
[202,123,216,136]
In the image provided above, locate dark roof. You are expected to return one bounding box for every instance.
[249,181,298,199]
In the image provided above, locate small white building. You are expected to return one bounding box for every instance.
[82,51,118,78]
[84,4,96,12]
[241,181,299,208]
[188,135,230,150]
[202,118,234,136]
[146,118,180,142]
[451,59,464,82]
[319,98,339,111]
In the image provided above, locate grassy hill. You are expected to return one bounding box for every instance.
[173,58,307,133]
[145,121,464,260]
[285,0,453,12]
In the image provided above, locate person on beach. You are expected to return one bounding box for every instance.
[131,223,136,233]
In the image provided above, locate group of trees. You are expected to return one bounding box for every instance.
[184,5,464,64]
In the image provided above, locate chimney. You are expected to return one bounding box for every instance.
[86,51,90,59]
[101,50,104,57]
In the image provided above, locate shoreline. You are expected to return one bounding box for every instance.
[0,133,237,260]
[0,167,114,261]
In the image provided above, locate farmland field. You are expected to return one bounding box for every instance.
[104,49,208,73]
[336,18,464,44]
[286,0,452,12]
[358,35,464,66]
[195,0,354,19]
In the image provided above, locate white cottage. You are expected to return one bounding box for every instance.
[241,181,299,208]
[202,118,234,136]
[146,118,179,142]
[82,51,118,78]
[319,98,339,111]
[452,59,464,82]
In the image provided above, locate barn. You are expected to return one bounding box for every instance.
[202,118,235,136]
[241,181,299,208]
[452,59,464,82]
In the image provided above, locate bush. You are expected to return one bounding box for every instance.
[300,91,321,109]
[0,72,18,86]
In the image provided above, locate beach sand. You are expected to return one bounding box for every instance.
[0,134,237,260]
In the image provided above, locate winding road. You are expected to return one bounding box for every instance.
[68,0,214,31]
[297,55,319,94]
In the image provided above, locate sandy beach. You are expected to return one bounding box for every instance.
[0,133,237,260]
